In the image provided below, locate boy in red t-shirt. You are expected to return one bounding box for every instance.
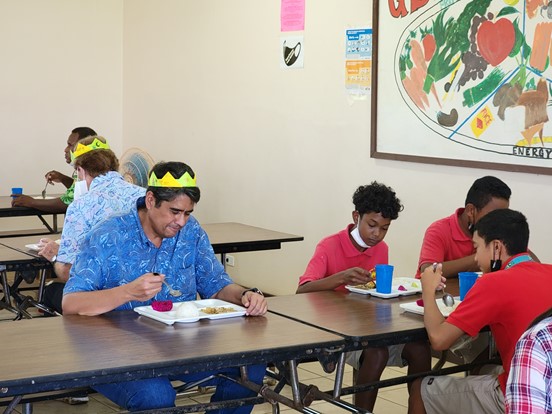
[297,182,431,411]
[410,209,552,414]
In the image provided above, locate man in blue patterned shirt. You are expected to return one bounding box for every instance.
[39,136,145,314]
[63,161,267,413]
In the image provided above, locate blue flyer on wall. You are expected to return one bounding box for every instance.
[346,28,372,60]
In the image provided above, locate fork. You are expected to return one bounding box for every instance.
[41,180,49,199]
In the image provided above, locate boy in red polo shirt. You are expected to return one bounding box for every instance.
[416,176,511,279]
[409,209,552,414]
[297,182,431,412]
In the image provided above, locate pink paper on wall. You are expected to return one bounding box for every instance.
[281,0,305,32]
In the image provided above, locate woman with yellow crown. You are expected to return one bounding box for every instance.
[62,161,267,413]
[38,135,145,315]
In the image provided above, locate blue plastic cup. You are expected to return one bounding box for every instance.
[375,264,394,294]
[11,187,23,198]
[459,272,478,300]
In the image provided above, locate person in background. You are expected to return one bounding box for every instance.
[506,307,552,414]
[11,127,96,213]
[62,161,267,413]
[39,136,145,314]
[297,182,431,412]
[409,209,552,414]
[415,176,511,279]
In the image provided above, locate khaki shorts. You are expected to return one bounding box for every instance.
[345,344,407,370]
[421,374,505,414]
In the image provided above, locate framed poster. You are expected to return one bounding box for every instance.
[370,0,552,174]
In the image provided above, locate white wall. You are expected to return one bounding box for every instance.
[0,0,123,199]
[3,1,550,294]
[122,1,552,295]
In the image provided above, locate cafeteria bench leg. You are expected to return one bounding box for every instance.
[21,403,32,414]
[432,350,448,370]
[0,267,20,318]
[3,396,22,414]
[10,269,58,317]
[36,215,54,234]
[332,352,347,399]
[286,359,302,406]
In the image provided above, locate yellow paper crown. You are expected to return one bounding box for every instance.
[148,171,197,188]
[70,137,110,163]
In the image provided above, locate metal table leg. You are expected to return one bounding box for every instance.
[0,266,20,317]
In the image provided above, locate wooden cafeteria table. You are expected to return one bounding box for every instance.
[266,281,487,400]
[0,196,61,237]
[267,289,438,347]
[0,310,347,413]
[202,222,303,264]
[5,221,303,256]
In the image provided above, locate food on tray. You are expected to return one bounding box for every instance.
[201,306,236,315]
[353,267,377,289]
[368,267,376,279]
[175,302,200,318]
[416,299,424,307]
[354,280,376,290]
[398,285,407,291]
[152,300,173,312]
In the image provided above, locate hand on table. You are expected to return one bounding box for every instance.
[37,238,59,262]
[124,272,164,302]
[420,263,446,293]
[341,267,375,286]
[11,194,34,207]
[241,292,267,316]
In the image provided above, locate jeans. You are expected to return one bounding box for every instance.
[93,364,266,413]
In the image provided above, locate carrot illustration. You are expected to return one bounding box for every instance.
[410,39,441,108]
[530,22,552,72]
[402,70,430,110]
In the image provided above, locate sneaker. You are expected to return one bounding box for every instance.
[62,396,89,405]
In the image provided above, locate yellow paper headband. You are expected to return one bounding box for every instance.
[70,137,110,163]
[148,171,197,188]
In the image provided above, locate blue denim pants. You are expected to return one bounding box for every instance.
[93,364,266,413]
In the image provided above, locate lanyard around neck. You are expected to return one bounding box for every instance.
[505,254,533,270]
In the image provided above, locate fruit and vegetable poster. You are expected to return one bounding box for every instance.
[370,0,552,174]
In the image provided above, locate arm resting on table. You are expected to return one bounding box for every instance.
[213,284,267,316]
[420,254,480,279]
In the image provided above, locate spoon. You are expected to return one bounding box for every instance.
[442,285,455,308]
[41,180,49,199]
[432,263,455,307]
[162,280,182,297]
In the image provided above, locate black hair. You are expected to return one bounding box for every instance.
[465,176,511,209]
[72,127,97,139]
[147,161,201,206]
[473,208,529,256]
[352,181,403,220]
[528,306,552,330]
